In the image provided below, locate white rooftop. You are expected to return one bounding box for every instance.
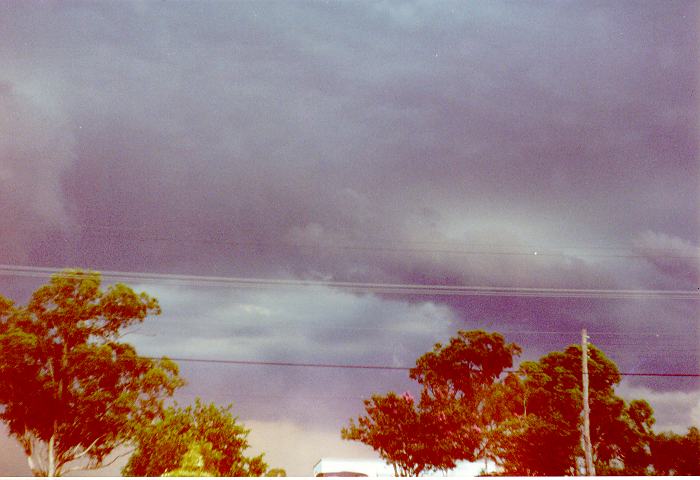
[313,457,495,477]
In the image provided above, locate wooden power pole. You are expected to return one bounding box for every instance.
[582,329,596,476]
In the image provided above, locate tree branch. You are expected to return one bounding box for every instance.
[95,448,135,469]
[29,437,47,476]
[62,447,134,474]
[70,435,104,461]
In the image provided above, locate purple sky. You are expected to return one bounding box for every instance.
[1,0,699,475]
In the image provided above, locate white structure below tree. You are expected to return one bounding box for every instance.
[313,458,496,477]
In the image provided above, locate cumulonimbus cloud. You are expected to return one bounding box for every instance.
[0,80,75,263]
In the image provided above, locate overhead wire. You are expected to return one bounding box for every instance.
[500,330,693,337]
[3,264,697,376]
[1,264,698,300]
[144,356,700,377]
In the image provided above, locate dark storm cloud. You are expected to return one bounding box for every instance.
[2,1,696,278]
[632,231,700,286]
[0,82,75,264]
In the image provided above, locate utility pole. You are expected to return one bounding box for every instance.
[582,329,596,476]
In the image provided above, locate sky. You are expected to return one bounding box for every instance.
[0,0,699,475]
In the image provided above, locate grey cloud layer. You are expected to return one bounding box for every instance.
[2,1,697,273]
[0,2,698,471]
[0,84,75,263]
[1,0,697,382]
[125,285,453,426]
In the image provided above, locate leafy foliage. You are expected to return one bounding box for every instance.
[264,467,287,477]
[342,330,520,476]
[489,344,656,475]
[342,392,435,476]
[489,413,575,476]
[161,443,215,477]
[343,330,687,477]
[123,398,269,477]
[651,426,700,475]
[412,330,522,463]
[0,269,183,476]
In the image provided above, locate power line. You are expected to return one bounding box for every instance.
[2,264,698,300]
[147,356,700,377]
[499,330,694,338]
[193,394,368,402]
[159,357,408,370]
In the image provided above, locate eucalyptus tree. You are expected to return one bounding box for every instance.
[342,330,521,476]
[0,269,183,476]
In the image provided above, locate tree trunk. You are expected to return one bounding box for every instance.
[26,454,36,475]
[48,433,56,476]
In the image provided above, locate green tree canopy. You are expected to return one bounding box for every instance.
[342,330,520,476]
[0,269,184,476]
[161,443,215,477]
[651,426,700,475]
[342,330,696,476]
[489,344,656,475]
[264,467,287,477]
[342,391,436,476]
[124,398,270,477]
